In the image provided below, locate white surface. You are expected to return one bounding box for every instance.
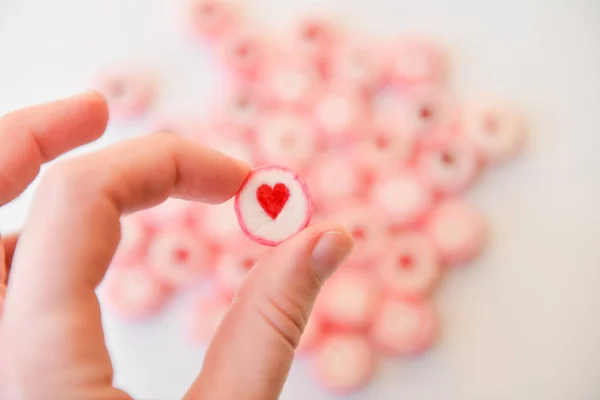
[1,0,600,399]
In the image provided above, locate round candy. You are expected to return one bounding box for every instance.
[418,135,480,195]
[102,264,171,321]
[313,86,366,144]
[92,71,154,119]
[388,37,447,86]
[371,173,432,227]
[188,0,240,41]
[221,27,268,80]
[147,230,212,287]
[264,56,321,109]
[354,117,414,177]
[378,232,441,298]
[235,165,312,246]
[215,84,268,135]
[330,202,389,265]
[312,333,376,394]
[462,99,526,164]
[314,269,380,330]
[255,111,319,170]
[332,37,385,93]
[305,154,367,210]
[371,296,438,356]
[426,199,487,266]
[402,85,456,142]
[292,16,337,64]
[214,242,267,298]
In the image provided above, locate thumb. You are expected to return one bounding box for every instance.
[185,222,353,400]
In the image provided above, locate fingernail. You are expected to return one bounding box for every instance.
[311,231,354,280]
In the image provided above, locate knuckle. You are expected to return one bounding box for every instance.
[254,292,309,350]
[38,159,106,208]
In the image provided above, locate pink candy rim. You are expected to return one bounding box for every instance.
[234,164,313,246]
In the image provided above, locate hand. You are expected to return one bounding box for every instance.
[0,92,354,399]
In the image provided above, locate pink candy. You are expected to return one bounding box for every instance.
[312,333,376,394]
[235,165,312,246]
[427,199,488,266]
[388,37,447,87]
[371,296,438,356]
[188,0,240,42]
[93,70,154,120]
[371,173,433,227]
[102,264,171,321]
[98,6,527,396]
[315,269,379,330]
[378,232,442,298]
[147,230,212,287]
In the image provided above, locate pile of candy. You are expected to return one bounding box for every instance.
[96,0,526,395]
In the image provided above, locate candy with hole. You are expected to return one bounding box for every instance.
[371,172,432,227]
[312,333,377,394]
[354,117,414,176]
[418,135,480,194]
[371,296,438,356]
[214,84,269,136]
[292,16,338,65]
[92,70,154,119]
[402,85,456,142]
[315,269,380,330]
[255,110,319,170]
[305,154,367,210]
[462,99,526,164]
[426,199,487,266]
[264,56,321,109]
[331,202,389,265]
[313,86,367,143]
[378,232,441,298]
[388,37,447,86]
[214,242,267,298]
[147,230,212,287]
[235,165,312,246]
[220,27,268,80]
[102,264,171,321]
[332,37,385,93]
[188,0,240,42]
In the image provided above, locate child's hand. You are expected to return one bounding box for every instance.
[0,92,353,399]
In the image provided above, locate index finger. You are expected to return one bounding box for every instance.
[0,91,109,205]
[1,133,250,396]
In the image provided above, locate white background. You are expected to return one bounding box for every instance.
[1,0,600,399]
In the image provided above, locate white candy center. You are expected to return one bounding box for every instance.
[237,169,309,243]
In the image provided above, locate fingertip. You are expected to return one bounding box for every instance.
[77,90,110,140]
[194,146,251,204]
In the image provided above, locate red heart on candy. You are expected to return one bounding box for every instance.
[256,183,290,219]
